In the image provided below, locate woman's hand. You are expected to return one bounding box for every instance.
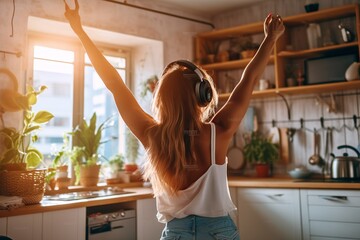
[264,14,285,42]
[63,0,83,33]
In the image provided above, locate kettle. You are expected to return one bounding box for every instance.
[330,145,360,180]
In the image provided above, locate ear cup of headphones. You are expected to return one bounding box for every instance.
[195,79,213,106]
[163,60,213,106]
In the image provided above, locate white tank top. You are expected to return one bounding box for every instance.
[156,122,237,223]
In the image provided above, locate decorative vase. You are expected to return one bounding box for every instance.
[307,23,321,49]
[345,62,360,81]
[255,163,270,178]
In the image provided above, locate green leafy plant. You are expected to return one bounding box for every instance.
[107,154,125,170]
[0,85,54,169]
[69,112,113,184]
[243,131,279,164]
[125,127,139,164]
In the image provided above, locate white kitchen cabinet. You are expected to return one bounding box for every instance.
[0,217,6,236]
[237,188,302,240]
[229,187,238,226]
[136,198,163,240]
[7,213,43,240]
[43,207,86,240]
[300,189,360,240]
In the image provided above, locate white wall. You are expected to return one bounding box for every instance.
[0,0,210,127]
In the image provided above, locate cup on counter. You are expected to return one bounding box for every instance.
[259,79,270,90]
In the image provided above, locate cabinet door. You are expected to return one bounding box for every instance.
[229,187,238,226]
[7,213,42,240]
[0,217,6,236]
[136,198,164,240]
[237,188,301,240]
[301,189,360,240]
[43,208,86,240]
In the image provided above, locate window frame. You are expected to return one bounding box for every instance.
[27,32,131,157]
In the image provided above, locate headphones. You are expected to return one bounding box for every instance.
[162,60,213,106]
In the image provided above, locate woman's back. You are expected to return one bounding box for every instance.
[179,122,229,190]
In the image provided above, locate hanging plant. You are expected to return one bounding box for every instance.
[140,75,158,98]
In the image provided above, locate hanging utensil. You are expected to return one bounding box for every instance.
[227,132,245,171]
[354,115,360,152]
[308,130,324,166]
[324,128,333,176]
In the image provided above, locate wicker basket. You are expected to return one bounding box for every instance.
[0,169,47,205]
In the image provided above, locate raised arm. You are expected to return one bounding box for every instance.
[212,14,284,136]
[63,0,154,146]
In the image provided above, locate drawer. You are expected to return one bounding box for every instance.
[305,190,360,207]
[312,237,359,240]
[237,188,299,204]
[310,221,360,239]
[309,205,360,223]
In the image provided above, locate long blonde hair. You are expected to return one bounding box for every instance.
[143,63,218,196]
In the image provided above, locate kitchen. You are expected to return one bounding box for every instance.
[0,0,360,239]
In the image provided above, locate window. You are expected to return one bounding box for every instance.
[28,35,130,166]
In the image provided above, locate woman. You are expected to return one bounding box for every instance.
[63,1,284,239]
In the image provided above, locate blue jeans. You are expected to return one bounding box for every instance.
[160,215,240,240]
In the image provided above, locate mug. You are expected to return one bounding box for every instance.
[259,79,270,90]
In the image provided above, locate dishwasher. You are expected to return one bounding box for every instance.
[87,209,136,240]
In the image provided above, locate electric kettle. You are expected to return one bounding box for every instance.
[330,145,360,180]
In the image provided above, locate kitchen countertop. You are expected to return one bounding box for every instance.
[228,176,360,189]
[0,183,153,218]
[1,177,360,218]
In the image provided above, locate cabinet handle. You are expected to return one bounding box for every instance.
[112,225,124,230]
[266,194,284,200]
[319,195,348,202]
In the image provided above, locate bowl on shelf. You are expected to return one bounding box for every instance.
[288,168,312,179]
[304,3,319,13]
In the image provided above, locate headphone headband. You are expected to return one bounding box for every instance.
[162,60,213,106]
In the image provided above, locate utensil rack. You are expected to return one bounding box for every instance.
[260,115,360,133]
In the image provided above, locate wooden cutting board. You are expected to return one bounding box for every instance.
[279,128,290,164]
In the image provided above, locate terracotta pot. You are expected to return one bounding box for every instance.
[79,164,101,186]
[255,163,270,178]
[124,163,138,173]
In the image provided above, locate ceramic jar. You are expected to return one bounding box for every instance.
[345,62,360,81]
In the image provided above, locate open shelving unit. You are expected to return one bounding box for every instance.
[194,4,360,101]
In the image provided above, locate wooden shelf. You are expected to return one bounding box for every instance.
[218,80,360,101]
[278,42,358,58]
[202,56,274,71]
[197,21,263,39]
[283,4,357,26]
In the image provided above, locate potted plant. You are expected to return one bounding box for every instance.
[140,75,158,98]
[47,134,72,189]
[243,131,279,177]
[0,79,54,204]
[103,153,128,184]
[69,112,112,186]
[124,127,139,173]
[239,36,260,59]
[202,40,221,63]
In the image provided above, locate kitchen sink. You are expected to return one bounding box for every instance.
[43,188,134,201]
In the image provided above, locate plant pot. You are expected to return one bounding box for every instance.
[0,169,47,204]
[79,164,101,187]
[124,163,138,173]
[255,163,270,178]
